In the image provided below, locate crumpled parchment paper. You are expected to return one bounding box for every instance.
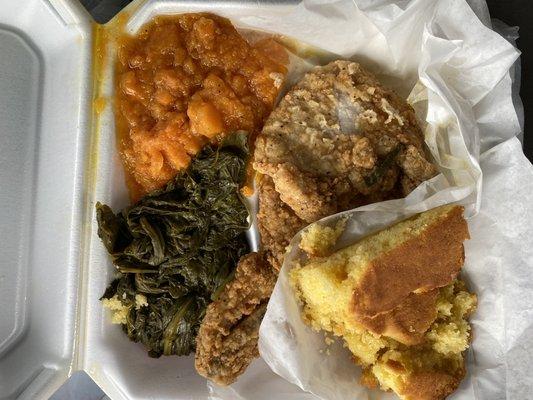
[205,0,531,399]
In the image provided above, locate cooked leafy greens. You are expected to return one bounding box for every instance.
[97,132,250,357]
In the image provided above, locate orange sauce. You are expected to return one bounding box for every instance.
[93,97,107,114]
[114,14,287,200]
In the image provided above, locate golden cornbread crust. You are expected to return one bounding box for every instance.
[401,368,465,400]
[358,289,438,345]
[352,206,469,319]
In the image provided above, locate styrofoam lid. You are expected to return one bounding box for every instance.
[0,1,91,398]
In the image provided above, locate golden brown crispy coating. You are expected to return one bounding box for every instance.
[401,369,466,400]
[195,252,277,385]
[257,175,307,272]
[254,60,437,223]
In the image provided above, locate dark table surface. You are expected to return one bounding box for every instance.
[82,0,532,162]
[486,0,531,161]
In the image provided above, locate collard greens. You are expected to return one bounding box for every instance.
[97,132,250,357]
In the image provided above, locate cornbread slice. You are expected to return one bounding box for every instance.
[292,205,469,343]
[369,280,477,400]
[290,205,476,400]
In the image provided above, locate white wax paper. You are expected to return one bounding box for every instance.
[258,137,533,400]
[206,0,530,399]
[118,0,529,398]
[85,1,528,399]
[253,1,533,399]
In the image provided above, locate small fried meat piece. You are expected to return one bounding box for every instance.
[195,252,277,385]
[257,175,307,272]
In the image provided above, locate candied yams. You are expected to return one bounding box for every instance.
[115,14,287,199]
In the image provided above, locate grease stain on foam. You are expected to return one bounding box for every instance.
[75,3,146,372]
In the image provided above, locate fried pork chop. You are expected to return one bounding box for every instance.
[195,252,277,385]
[254,60,437,223]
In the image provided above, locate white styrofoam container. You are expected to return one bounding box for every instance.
[0,1,523,400]
[0,1,92,398]
[83,2,297,399]
[0,1,298,399]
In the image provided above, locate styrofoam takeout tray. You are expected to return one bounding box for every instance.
[0,0,92,398]
[0,1,297,399]
[0,0,524,399]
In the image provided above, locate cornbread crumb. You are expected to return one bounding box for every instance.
[135,293,148,310]
[102,294,130,324]
[269,72,284,89]
[299,218,347,257]
[427,284,477,356]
